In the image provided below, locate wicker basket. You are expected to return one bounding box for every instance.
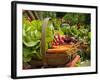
[29,18,79,68]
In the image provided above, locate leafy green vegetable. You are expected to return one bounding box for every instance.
[23,18,54,62]
[23,19,42,62]
[23,47,33,62]
[63,13,90,26]
[23,40,40,47]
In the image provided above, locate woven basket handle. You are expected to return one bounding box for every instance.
[41,18,50,66]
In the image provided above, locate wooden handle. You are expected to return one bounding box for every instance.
[41,18,50,66]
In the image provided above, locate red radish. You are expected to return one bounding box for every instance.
[55,41,58,46]
[58,34,61,41]
[60,39,64,44]
[52,42,55,46]
[55,35,59,44]
[58,34,63,44]
[54,35,58,41]
[52,34,66,46]
[61,36,65,41]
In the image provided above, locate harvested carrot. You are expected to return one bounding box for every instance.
[66,55,80,67]
[65,45,73,47]
[52,45,67,49]
[47,48,67,53]
[66,61,72,67]
[52,45,73,49]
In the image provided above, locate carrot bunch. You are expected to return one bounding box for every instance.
[66,55,80,67]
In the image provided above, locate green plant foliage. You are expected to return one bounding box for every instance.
[23,11,91,64]
[23,18,54,62]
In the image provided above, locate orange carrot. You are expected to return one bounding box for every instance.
[47,48,67,53]
[52,45,67,49]
[52,45,72,49]
[66,55,80,67]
